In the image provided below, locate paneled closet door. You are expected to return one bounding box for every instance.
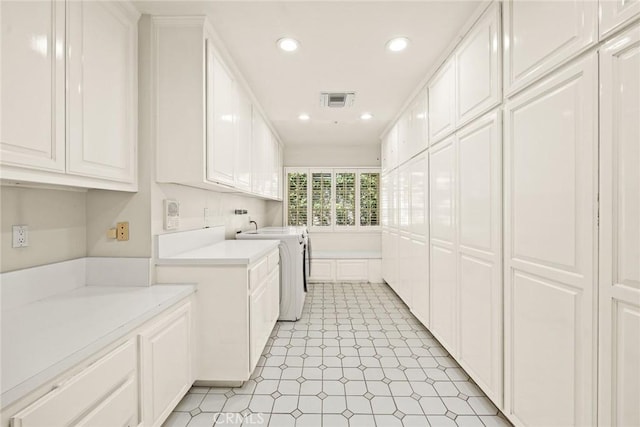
[67,1,137,183]
[456,110,502,408]
[0,0,65,172]
[504,53,597,427]
[503,0,597,96]
[429,136,457,357]
[455,2,501,127]
[598,26,640,427]
[600,0,640,39]
[409,154,429,327]
[428,59,456,144]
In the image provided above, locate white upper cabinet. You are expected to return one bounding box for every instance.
[600,0,640,39]
[503,0,597,96]
[598,25,640,427]
[397,110,411,165]
[0,0,139,191]
[410,88,429,157]
[152,17,281,200]
[0,0,65,172]
[381,124,398,174]
[455,2,501,126]
[504,53,597,427]
[428,58,456,144]
[67,1,138,185]
[235,90,252,191]
[206,47,236,186]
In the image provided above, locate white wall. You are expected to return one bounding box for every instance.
[1,186,87,272]
[285,144,380,167]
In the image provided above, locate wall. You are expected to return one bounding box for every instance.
[285,144,380,167]
[1,186,87,272]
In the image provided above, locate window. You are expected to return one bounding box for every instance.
[285,168,380,231]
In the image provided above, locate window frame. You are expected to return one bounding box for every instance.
[284,167,381,233]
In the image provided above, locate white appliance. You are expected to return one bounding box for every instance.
[237,226,309,321]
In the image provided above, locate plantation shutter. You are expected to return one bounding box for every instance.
[335,172,356,226]
[360,172,380,226]
[287,171,308,226]
[311,172,332,227]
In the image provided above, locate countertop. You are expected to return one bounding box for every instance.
[1,284,196,407]
[156,239,280,265]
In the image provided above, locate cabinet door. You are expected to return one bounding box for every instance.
[429,136,457,356]
[206,48,236,185]
[428,59,456,144]
[235,90,252,191]
[504,53,597,427]
[250,270,279,369]
[409,239,429,328]
[456,2,501,126]
[67,1,137,183]
[251,113,268,195]
[409,154,428,239]
[397,110,411,165]
[503,0,597,96]
[598,27,640,427]
[0,0,65,172]
[140,302,192,427]
[456,110,502,407]
[398,164,411,233]
[411,88,428,155]
[75,376,137,427]
[600,0,640,39]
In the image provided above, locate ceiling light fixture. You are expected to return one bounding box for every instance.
[277,37,300,52]
[360,113,373,120]
[386,37,410,52]
[298,113,310,121]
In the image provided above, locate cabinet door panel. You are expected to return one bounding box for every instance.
[456,2,501,126]
[430,244,456,355]
[235,90,252,191]
[504,0,597,95]
[600,0,640,39]
[429,137,455,243]
[457,110,502,406]
[409,155,428,238]
[206,50,236,185]
[504,54,597,426]
[428,59,456,143]
[598,26,640,427]
[140,303,192,427]
[67,1,137,183]
[0,0,65,172]
[409,239,429,328]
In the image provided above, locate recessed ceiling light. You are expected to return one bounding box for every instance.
[386,37,410,52]
[298,113,310,121]
[360,113,373,120]
[277,38,300,52]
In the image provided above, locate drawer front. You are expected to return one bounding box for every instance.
[75,376,137,427]
[11,339,137,426]
[267,249,280,273]
[250,258,269,290]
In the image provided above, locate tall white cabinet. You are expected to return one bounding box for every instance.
[0,0,139,191]
[504,53,598,426]
[598,26,640,427]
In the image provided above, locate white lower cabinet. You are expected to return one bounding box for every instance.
[504,53,597,426]
[11,340,139,427]
[598,26,640,427]
[140,302,193,427]
[156,249,279,383]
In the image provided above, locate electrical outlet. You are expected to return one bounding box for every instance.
[116,222,129,241]
[12,225,29,248]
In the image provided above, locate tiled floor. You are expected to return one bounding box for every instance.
[164,282,511,427]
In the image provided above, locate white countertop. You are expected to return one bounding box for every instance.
[156,239,280,265]
[1,284,195,407]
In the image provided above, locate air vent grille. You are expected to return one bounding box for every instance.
[320,92,355,108]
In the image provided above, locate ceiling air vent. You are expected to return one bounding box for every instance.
[320,92,355,108]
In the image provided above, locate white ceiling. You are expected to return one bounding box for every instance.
[134,1,479,147]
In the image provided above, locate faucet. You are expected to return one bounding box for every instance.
[249,220,258,231]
